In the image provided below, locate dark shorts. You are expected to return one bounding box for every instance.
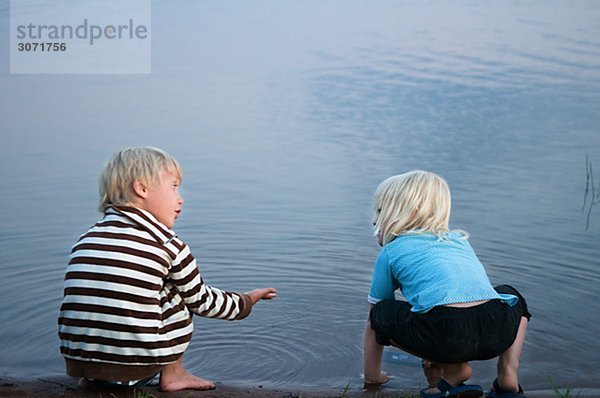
[369,285,532,364]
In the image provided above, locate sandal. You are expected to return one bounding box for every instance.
[421,378,483,398]
[486,378,525,398]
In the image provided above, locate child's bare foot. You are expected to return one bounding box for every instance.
[159,356,216,392]
[159,371,215,392]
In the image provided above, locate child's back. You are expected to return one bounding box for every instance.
[58,147,276,392]
[364,170,530,398]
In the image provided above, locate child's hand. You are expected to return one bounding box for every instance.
[245,288,277,304]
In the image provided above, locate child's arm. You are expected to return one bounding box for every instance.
[169,245,274,320]
[364,305,391,385]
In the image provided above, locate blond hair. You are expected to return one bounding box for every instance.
[373,170,466,245]
[98,147,182,213]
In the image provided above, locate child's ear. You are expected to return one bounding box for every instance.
[132,180,149,199]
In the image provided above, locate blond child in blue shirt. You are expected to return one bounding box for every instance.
[364,170,531,398]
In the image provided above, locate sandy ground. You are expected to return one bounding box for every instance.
[1,376,599,398]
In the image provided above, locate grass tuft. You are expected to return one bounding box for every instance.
[548,376,582,398]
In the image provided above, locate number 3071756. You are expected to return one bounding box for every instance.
[17,42,67,51]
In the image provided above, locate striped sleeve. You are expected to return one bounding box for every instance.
[168,244,253,320]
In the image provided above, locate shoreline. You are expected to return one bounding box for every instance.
[1,376,599,398]
[1,376,349,398]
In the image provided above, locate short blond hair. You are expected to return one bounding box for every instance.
[373,170,464,245]
[99,147,182,213]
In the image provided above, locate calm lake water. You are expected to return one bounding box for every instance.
[1,0,600,392]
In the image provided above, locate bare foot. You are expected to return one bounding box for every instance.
[159,370,215,392]
[159,356,216,392]
[158,355,217,392]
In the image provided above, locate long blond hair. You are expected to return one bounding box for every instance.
[373,170,465,245]
[98,147,182,213]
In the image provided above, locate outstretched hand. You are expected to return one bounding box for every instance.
[245,287,277,304]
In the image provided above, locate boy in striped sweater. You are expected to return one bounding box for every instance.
[58,147,276,392]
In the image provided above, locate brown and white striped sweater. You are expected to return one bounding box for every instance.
[58,206,253,380]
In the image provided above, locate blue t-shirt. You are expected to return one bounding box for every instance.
[368,232,517,313]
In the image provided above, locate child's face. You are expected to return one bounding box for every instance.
[142,169,183,229]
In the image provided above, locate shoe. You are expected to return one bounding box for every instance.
[486,378,525,398]
[420,378,484,398]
